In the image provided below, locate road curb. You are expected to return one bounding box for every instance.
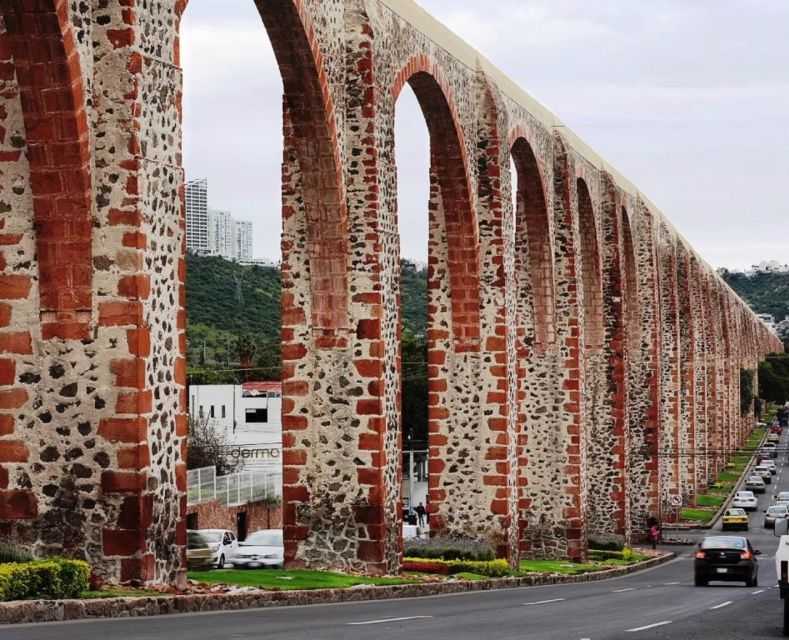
[0,552,675,625]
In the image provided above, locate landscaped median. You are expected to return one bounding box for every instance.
[679,425,767,526]
[0,548,673,625]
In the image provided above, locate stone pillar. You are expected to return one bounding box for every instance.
[626,202,661,538]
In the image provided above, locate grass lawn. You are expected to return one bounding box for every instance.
[188,568,414,590]
[696,494,725,507]
[682,507,715,522]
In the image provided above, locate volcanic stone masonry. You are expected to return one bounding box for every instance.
[0,0,781,584]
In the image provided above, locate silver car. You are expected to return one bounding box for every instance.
[745,475,766,494]
[765,504,789,528]
[232,530,284,569]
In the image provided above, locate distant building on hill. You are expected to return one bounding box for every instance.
[186,178,256,261]
[185,178,210,255]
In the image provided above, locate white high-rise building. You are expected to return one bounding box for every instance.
[234,219,253,262]
[185,178,209,254]
[208,209,234,259]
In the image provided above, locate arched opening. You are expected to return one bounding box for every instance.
[620,207,639,355]
[511,138,554,356]
[392,62,481,537]
[576,179,603,351]
[180,0,350,565]
[393,84,430,534]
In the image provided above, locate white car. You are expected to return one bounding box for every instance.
[762,460,777,475]
[231,529,284,569]
[197,529,238,568]
[754,465,772,484]
[776,492,789,502]
[732,490,758,511]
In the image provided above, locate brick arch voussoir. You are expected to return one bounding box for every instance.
[248,0,350,342]
[392,54,481,352]
[1,0,93,341]
[576,175,604,352]
[508,126,555,355]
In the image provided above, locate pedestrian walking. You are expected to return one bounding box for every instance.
[415,502,426,527]
[650,523,660,550]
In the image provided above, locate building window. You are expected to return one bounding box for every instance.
[209,406,215,418]
[245,408,268,423]
[221,405,226,418]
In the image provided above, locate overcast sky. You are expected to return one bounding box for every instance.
[181,0,788,270]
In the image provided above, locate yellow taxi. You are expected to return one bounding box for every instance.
[721,508,749,531]
[767,433,780,443]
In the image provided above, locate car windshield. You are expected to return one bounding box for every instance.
[779,493,789,500]
[702,537,746,550]
[242,531,283,547]
[737,492,755,498]
[747,476,763,482]
[199,531,222,543]
[726,509,746,516]
[187,532,208,549]
[768,506,788,515]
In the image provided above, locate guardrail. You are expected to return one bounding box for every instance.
[186,465,282,507]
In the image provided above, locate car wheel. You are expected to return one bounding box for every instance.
[217,554,225,569]
[694,576,708,587]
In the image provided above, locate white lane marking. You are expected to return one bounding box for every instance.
[752,589,765,594]
[663,581,681,585]
[626,621,672,632]
[709,601,733,610]
[523,598,565,606]
[612,588,635,593]
[348,616,433,626]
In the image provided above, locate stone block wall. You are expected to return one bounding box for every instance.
[0,0,781,582]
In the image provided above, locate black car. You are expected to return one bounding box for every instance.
[694,536,760,587]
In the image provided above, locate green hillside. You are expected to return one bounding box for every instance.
[721,271,789,322]
[185,253,428,370]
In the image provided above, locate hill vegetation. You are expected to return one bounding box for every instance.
[720,271,789,323]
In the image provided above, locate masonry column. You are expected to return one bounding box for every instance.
[626,202,661,538]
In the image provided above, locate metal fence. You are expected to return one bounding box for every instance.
[186,465,282,507]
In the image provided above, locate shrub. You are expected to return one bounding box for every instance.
[587,534,625,552]
[588,547,636,562]
[0,559,89,602]
[403,535,495,561]
[403,557,510,577]
[402,558,450,574]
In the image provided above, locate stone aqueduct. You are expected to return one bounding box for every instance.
[0,0,780,584]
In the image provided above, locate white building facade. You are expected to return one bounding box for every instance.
[234,219,253,262]
[189,382,282,473]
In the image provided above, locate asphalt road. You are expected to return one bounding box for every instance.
[3,431,788,640]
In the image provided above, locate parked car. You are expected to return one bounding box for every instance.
[721,508,749,531]
[186,530,214,571]
[745,475,766,494]
[764,504,789,529]
[694,536,760,587]
[197,529,238,568]
[754,465,772,484]
[231,529,284,569]
[733,491,758,511]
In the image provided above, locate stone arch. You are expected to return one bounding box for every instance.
[509,132,555,356]
[193,0,351,340]
[0,2,93,340]
[392,56,481,352]
[576,178,603,352]
[620,206,639,354]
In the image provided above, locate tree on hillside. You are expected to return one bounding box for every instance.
[236,334,257,381]
[402,326,428,448]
